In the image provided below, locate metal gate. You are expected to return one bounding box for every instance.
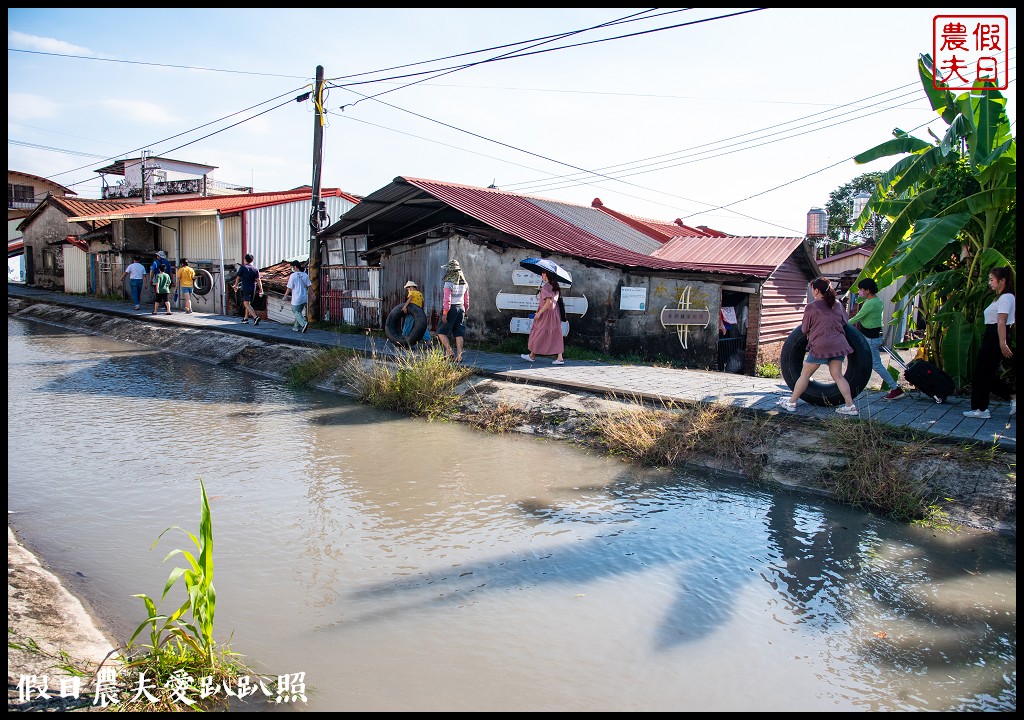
[318,265,381,328]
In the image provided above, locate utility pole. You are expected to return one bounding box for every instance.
[307,65,325,324]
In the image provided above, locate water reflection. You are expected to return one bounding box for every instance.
[7,318,1016,712]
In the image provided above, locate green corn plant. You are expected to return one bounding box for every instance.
[128,478,217,667]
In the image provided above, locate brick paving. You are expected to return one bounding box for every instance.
[9,284,1016,450]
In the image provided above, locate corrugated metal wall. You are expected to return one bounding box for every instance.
[759,257,810,345]
[63,245,88,293]
[245,196,355,267]
[174,216,241,265]
[381,240,448,322]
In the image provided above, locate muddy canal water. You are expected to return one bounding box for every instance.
[7,318,1016,712]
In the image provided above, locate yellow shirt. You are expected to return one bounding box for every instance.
[177,266,196,288]
[406,288,424,307]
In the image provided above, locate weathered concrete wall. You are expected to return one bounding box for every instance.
[22,206,71,290]
[9,298,1015,537]
[398,234,725,367]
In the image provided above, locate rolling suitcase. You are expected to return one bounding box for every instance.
[882,346,956,403]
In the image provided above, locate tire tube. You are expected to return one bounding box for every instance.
[780,323,872,407]
[193,268,214,296]
[385,303,428,346]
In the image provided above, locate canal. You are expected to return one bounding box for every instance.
[7,317,1016,711]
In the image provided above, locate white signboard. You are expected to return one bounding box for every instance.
[495,292,588,316]
[513,268,543,286]
[620,286,647,311]
[510,317,570,336]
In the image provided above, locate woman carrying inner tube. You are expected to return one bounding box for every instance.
[778,277,859,416]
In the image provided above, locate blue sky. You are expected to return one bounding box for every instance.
[7,7,1017,237]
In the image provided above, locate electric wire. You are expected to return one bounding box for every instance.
[327,9,765,97]
[335,8,669,108]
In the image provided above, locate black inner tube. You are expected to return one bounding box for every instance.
[780,323,872,407]
[384,302,428,346]
[193,269,214,296]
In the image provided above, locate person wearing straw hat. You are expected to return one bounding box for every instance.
[401,280,430,344]
[436,259,469,361]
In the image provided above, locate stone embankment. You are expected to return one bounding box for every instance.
[10,298,1016,537]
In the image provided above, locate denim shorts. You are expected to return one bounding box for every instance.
[181,286,193,294]
[806,352,844,365]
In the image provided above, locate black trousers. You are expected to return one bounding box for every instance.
[971,324,1015,410]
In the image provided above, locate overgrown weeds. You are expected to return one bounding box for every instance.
[341,345,472,420]
[464,400,531,433]
[591,397,775,481]
[755,361,781,378]
[286,347,358,388]
[820,418,950,525]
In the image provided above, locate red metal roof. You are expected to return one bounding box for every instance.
[66,188,361,221]
[652,235,810,278]
[400,177,741,273]
[590,198,719,241]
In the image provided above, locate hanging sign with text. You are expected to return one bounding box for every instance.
[495,292,588,316]
[510,317,570,336]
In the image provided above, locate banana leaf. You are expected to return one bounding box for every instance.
[938,311,974,386]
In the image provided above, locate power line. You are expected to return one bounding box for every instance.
[328,9,765,96]
[37,86,309,190]
[7,48,310,79]
[334,8,671,108]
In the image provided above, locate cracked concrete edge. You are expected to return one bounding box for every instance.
[8,524,120,695]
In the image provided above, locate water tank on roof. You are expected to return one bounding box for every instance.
[806,207,828,237]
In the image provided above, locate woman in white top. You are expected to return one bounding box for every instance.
[963,266,1015,419]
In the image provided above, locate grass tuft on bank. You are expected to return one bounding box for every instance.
[820,418,955,526]
[592,397,776,481]
[342,345,472,420]
[286,347,358,388]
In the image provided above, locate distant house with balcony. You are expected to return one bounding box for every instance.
[9,170,78,282]
[95,155,252,202]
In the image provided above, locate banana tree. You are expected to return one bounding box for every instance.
[853,54,1015,385]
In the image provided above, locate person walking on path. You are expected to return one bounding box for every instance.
[232,253,264,326]
[849,278,899,398]
[436,259,469,362]
[778,277,858,415]
[121,256,147,310]
[963,266,1016,420]
[176,258,196,314]
[282,260,312,333]
[521,271,566,365]
[148,250,174,293]
[152,264,173,315]
[401,280,431,345]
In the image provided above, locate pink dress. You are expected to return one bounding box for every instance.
[528,283,564,356]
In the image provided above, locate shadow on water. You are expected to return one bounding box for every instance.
[337,468,1014,705]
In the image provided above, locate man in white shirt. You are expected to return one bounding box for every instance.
[282,260,312,333]
[120,256,147,310]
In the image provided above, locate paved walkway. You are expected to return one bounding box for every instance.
[8,284,1016,450]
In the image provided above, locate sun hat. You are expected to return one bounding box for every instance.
[404,280,418,288]
[156,250,167,258]
[442,259,465,284]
